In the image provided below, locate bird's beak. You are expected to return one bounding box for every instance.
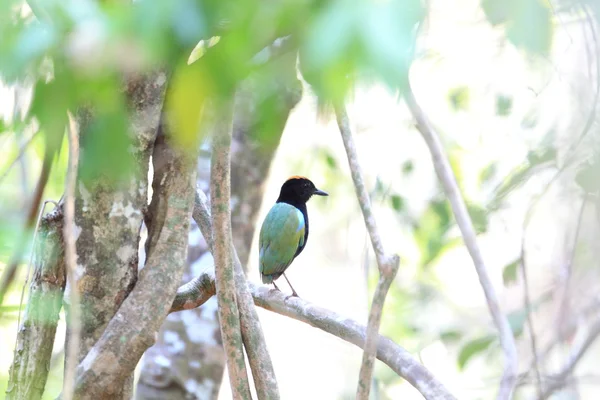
[313,188,328,196]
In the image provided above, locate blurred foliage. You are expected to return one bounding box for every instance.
[576,145,600,194]
[457,334,495,370]
[481,0,553,54]
[447,86,470,112]
[495,94,512,116]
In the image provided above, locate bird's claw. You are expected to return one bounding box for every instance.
[284,292,299,301]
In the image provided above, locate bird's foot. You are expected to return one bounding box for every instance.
[271,282,281,293]
[284,291,299,301]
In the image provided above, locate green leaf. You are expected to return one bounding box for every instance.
[482,0,553,55]
[505,0,553,55]
[402,160,414,175]
[440,330,462,343]
[390,194,404,212]
[466,203,488,234]
[457,335,495,369]
[448,86,470,111]
[576,156,600,194]
[325,154,337,169]
[502,259,520,286]
[496,95,513,116]
[413,198,453,267]
[479,163,497,186]
[507,308,527,337]
[165,60,212,150]
[489,144,556,210]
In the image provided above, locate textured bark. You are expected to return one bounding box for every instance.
[137,50,301,400]
[210,100,253,399]
[66,71,168,398]
[72,113,197,399]
[6,207,66,400]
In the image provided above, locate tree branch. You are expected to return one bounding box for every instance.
[335,105,400,399]
[539,317,600,399]
[210,100,253,400]
[403,85,518,400]
[195,183,279,400]
[202,130,280,399]
[170,269,456,400]
[170,190,455,399]
[63,114,81,400]
[7,207,66,400]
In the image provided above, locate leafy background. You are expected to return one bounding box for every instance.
[2,0,600,398]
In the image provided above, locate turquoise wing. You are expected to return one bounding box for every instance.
[259,203,305,282]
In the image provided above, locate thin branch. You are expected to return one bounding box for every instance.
[210,100,253,400]
[193,184,280,399]
[539,317,600,399]
[0,122,39,186]
[335,105,400,400]
[62,114,81,400]
[403,86,518,400]
[170,271,457,400]
[519,244,541,397]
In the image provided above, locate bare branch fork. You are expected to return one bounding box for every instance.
[334,105,401,400]
[403,85,518,400]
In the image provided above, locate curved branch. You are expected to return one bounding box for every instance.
[170,272,456,400]
[335,105,400,399]
[403,85,518,400]
[539,317,600,399]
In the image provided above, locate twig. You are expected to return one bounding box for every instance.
[169,271,457,400]
[335,105,400,400]
[519,224,542,397]
[539,317,600,399]
[63,114,81,400]
[210,100,253,400]
[403,86,518,400]
[556,198,587,328]
[194,183,280,399]
[519,254,542,398]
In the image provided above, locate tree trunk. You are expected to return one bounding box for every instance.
[136,52,301,400]
[65,71,168,398]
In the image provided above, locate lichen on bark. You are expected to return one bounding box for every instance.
[7,207,66,400]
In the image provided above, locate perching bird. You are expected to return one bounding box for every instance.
[259,176,328,297]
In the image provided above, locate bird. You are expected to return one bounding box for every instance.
[259,176,328,297]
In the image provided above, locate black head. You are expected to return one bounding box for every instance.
[277,176,328,206]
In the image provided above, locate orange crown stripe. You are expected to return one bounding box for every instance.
[286,175,308,181]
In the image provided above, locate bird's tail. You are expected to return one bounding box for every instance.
[261,273,273,284]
